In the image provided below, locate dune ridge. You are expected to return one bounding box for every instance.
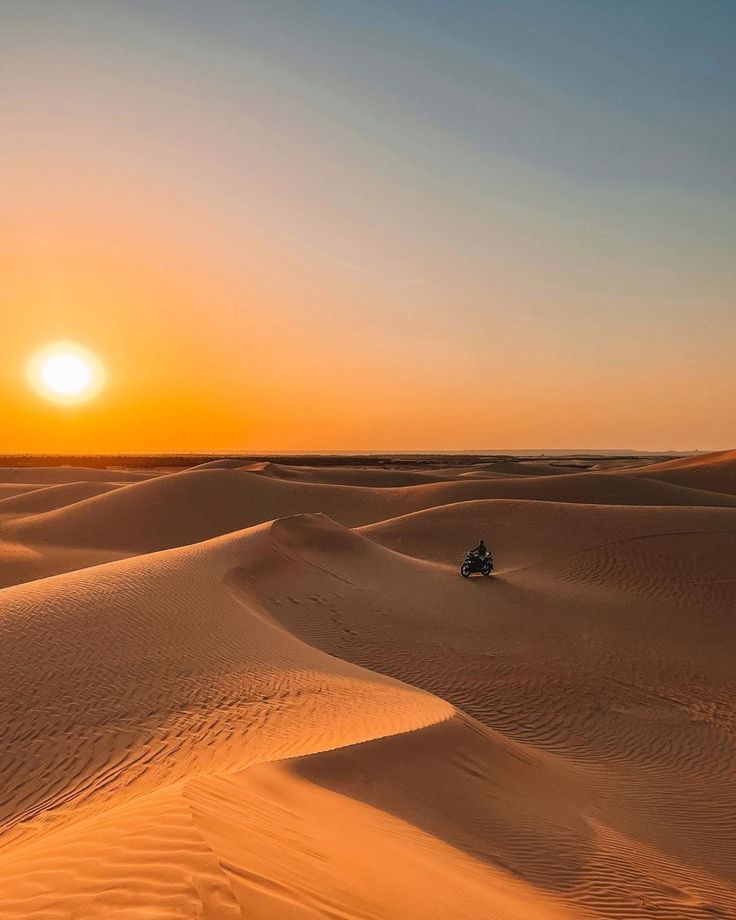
[0,457,734,918]
[0,481,122,517]
[1,465,734,587]
[0,467,153,484]
[619,449,736,494]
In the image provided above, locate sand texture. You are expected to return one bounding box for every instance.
[0,451,734,918]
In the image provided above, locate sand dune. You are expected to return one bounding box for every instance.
[3,466,735,574]
[0,466,152,484]
[0,540,131,589]
[0,480,121,517]
[243,514,736,915]
[0,483,48,501]
[241,460,453,486]
[1,458,734,917]
[466,459,571,476]
[361,497,736,570]
[0,525,450,892]
[190,457,252,470]
[620,449,736,494]
[0,482,132,585]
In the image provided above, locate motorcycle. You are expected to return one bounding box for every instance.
[460,551,494,578]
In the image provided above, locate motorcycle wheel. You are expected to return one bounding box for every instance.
[481,562,492,576]
[460,563,471,578]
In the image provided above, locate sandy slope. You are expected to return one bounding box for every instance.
[0,481,122,517]
[0,466,152,484]
[240,459,455,486]
[1,464,735,588]
[619,449,736,495]
[0,457,734,918]
[360,498,736,570]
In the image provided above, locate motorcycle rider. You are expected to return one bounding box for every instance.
[461,538,493,577]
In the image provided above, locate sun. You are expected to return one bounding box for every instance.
[28,342,105,405]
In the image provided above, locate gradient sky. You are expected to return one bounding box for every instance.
[2,0,734,452]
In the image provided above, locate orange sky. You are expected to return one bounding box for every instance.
[2,1,734,453]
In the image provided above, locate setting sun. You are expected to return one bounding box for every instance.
[28,343,105,405]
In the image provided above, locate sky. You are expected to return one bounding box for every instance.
[1,0,734,452]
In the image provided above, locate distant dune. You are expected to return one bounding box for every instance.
[0,453,734,917]
[618,448,736,494]
[0,466,153,484]
[0,480,121,517]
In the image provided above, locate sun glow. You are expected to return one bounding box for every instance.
[28,343,105,405]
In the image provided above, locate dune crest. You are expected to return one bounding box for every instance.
[619,449,736,494]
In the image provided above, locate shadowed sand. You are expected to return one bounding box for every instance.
[0,452,734,917]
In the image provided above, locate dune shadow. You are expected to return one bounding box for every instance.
[287,715,594,893]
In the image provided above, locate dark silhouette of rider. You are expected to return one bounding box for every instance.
[471,539,487,559]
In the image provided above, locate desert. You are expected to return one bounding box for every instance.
[0,451,734,918]
[4,2,734,915]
